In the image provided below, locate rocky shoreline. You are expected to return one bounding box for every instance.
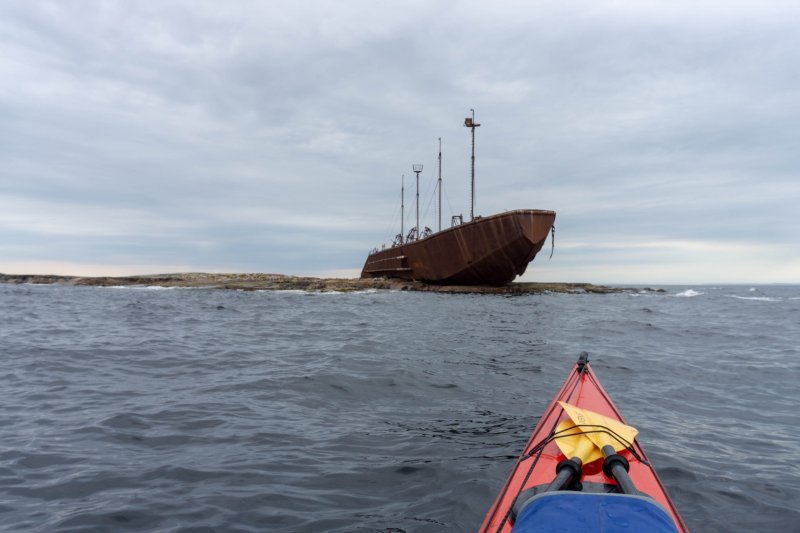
[0,272,664,295]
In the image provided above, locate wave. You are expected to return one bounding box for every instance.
[726,295,782,302]
[322,289,380,295]
[674,289,703,297]
[260,288,381,295]
[103,285,194,290]
[261,289,307,294]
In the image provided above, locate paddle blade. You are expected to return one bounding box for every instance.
[554,419,604,464]
[557,402,638,452]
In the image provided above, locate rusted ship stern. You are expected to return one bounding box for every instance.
[361,209,555,286]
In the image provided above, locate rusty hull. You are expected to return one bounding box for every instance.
[360,209,556,286]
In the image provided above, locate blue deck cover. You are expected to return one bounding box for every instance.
[512,492,679,533]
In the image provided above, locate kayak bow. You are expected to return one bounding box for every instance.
[479,353,688,532]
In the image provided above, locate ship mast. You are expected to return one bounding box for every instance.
[413,163,423,240]
[464,109,481,221]
[400,174,404,244]
[438,137,442,232]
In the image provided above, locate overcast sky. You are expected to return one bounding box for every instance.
[1,0,798,283]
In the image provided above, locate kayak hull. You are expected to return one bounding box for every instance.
[479,355,688,532]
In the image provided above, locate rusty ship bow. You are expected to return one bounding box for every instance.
[361,209,555,286]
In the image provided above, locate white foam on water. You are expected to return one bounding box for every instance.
[103,285,187,290]
[726,295,781,302]
[674,289,704,297]
[318,288,381,295]
[264,289,307,294]
[261,289,381,295]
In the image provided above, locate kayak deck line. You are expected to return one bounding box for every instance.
[479,353,689,533]
[482,354,591,530]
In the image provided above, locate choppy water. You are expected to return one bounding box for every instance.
[0,283,798,532]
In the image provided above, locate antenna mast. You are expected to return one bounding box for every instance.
[412,163,423,240]
[438,137,442,232]
[400,174,404,244]
[464,109,481,221]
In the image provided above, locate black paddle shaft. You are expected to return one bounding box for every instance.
[601,445,638,495]
[546,457,582,492]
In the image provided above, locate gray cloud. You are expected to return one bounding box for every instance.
[1,0,798,282]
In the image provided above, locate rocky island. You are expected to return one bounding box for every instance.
[0,272,663,295]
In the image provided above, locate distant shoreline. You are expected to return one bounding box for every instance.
[0,273,665,295]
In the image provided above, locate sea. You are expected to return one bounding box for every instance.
[0,283,797,532]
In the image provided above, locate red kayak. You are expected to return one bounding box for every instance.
[479,354,688,532]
